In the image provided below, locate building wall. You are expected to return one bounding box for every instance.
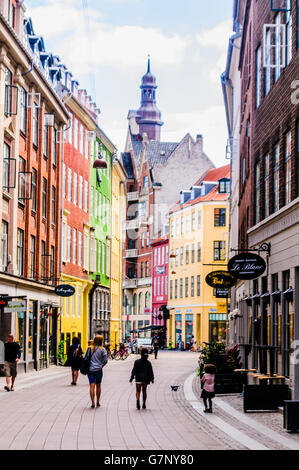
[167,199,229,349]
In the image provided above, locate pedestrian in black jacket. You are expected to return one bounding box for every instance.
[4,334,21,392]
[130,348,154,410]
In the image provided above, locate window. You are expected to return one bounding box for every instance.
[154,278,157,296]
[264,154,270,218]
[30,236,35,279]
[20,88,27,134]
[256,46,262,107]
[197,275,201,296]
[181,216,184,234]
[17,229,24,276]
[186,215,190,232]
[141,262,144,278]
[41,241,46,280]
[143,176,148,188]
[33,107,38,147]
[285,131,292,205]
[51,186,56,224]
[62,163,66,199]
[42,178,47,218]
[175,279,178,299]
[95,190,98,219]
[73,229,77,264]
[186,245,189,264]
[90,186,94,216]
[171,220,174,238]
[69,114,73,144]
[180,247,184,265]
[79,176,83,208]
[146,231,149,246]
[254,162,260,224]
[145,261,149,277]
[5,68,12,116]
[185,277,189,298]
[176,219,180,237]
[1,221,8,272]
[67,226,71,262]
[31,168,37,211]
[84,181,88,212]
[68,168,72,202]
[170,280,173,299]
[214,241,226,261]
[180,278,183,298]
[78,232,82,266]
[191,276,195,297]
[192,244,195,263]
[80,124,84,154]
[265,29,271,95]
[197,242,201,262]
[192,212,196,231]
[3,143,10,190]
[74,119,78,149]
[286,1,292,65]
[50,246,54,283]
[18,157,26,202]
[141,233,145,248]
[73,173,78,206]
[214,208,226,227]
[219,179,230,193]
[43,121,48,157]
[175,248,179,266]
[52,129,57,166]
[139,201,146,217]
[198,211,202,228]
[85,131,89,159]
[275,14,282,82]
[273,143,280,212]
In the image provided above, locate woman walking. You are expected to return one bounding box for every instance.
[130,348,154,410]
[201,364,216,413]
[85,335,108,408]
[66,337,83,386]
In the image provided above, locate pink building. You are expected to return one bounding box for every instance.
[151,235,169,343]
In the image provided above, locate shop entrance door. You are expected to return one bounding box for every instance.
[39,313,48,369]
[49,309,58,365]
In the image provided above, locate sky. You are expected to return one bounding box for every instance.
[25,0,234,167]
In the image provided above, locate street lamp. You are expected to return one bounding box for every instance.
[93,143,107,169]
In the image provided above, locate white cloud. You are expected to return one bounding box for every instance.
[196,19,232,52]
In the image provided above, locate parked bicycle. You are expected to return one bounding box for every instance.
[113,343,130,360]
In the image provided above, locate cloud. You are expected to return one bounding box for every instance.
[196,19,232,52]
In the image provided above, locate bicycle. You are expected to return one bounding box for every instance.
[113,345,130,360]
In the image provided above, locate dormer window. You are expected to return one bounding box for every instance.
[218,178,230,194]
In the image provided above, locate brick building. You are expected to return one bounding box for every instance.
[121,58,214,339]
[0,2,68,371]
[224,0,299,397]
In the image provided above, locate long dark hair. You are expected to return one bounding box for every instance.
[204,364,217,374]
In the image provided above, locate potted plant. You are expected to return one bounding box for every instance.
[197,342,244,394]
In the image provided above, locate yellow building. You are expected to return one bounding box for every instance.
[167,166,230,349]
[110,158,127,349]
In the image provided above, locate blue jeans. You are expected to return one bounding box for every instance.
[88,369,103,384]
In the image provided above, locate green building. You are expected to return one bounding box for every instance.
[89,126,116,342]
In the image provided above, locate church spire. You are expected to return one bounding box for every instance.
[135,57,163,141]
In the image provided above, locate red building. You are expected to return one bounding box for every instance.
[151,234,168,343]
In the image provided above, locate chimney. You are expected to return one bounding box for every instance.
[196,134,203,153]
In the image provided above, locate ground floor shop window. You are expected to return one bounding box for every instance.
[209,314,226,343]
[175,314,182,348]
[16,311,25,361]
[185,314,193,349]
[28,301,34,362]
[39,314,47,369]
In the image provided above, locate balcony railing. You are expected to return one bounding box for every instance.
[137,277,151,287]
[125,249,138,258]
[127,191,139,202]
[123,278,138,289]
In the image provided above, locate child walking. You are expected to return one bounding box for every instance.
[201,364,216,413]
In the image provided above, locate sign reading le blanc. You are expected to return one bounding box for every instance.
[205,271,236,288]
[228,253,266,280]
[55,284,75,297]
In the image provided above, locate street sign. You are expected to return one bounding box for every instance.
[4,300,26,313]
[0,298,8,308]
[216,287,230,298]
[205,271,237,288]
[54,284,75,297]
[228,253,266,280]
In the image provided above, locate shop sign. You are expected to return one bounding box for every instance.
[205,271,237,288]
[216,287,230,298]
[217,303,227,314]
[155,266,166,275]
[144,308,151,315]
[4,300,26,313]
[55,284,75,297]
[228,253,266,280]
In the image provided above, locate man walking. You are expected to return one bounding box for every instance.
[4,334,21,392]
[152,335,159,359]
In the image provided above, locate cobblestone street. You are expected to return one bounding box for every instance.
[1,351,299,451]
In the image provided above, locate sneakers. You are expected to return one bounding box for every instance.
[136,399,140,410]
[142,403,146,409]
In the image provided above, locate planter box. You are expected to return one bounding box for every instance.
[243,384,291,412]
[215,372,245,394]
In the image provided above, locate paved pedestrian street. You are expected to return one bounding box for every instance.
[1,351,299,451]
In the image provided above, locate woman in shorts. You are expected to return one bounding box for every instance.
[85,335,108,408]
[130,348,154,410]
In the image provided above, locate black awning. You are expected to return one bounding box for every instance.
[271,290,281,302]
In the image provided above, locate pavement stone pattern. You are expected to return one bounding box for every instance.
[1,351,298,451]
[0,351,225,451]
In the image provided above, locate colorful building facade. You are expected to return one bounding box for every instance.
[151,234,168,344]
[167,166,230,350]
[88,127,114,343]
